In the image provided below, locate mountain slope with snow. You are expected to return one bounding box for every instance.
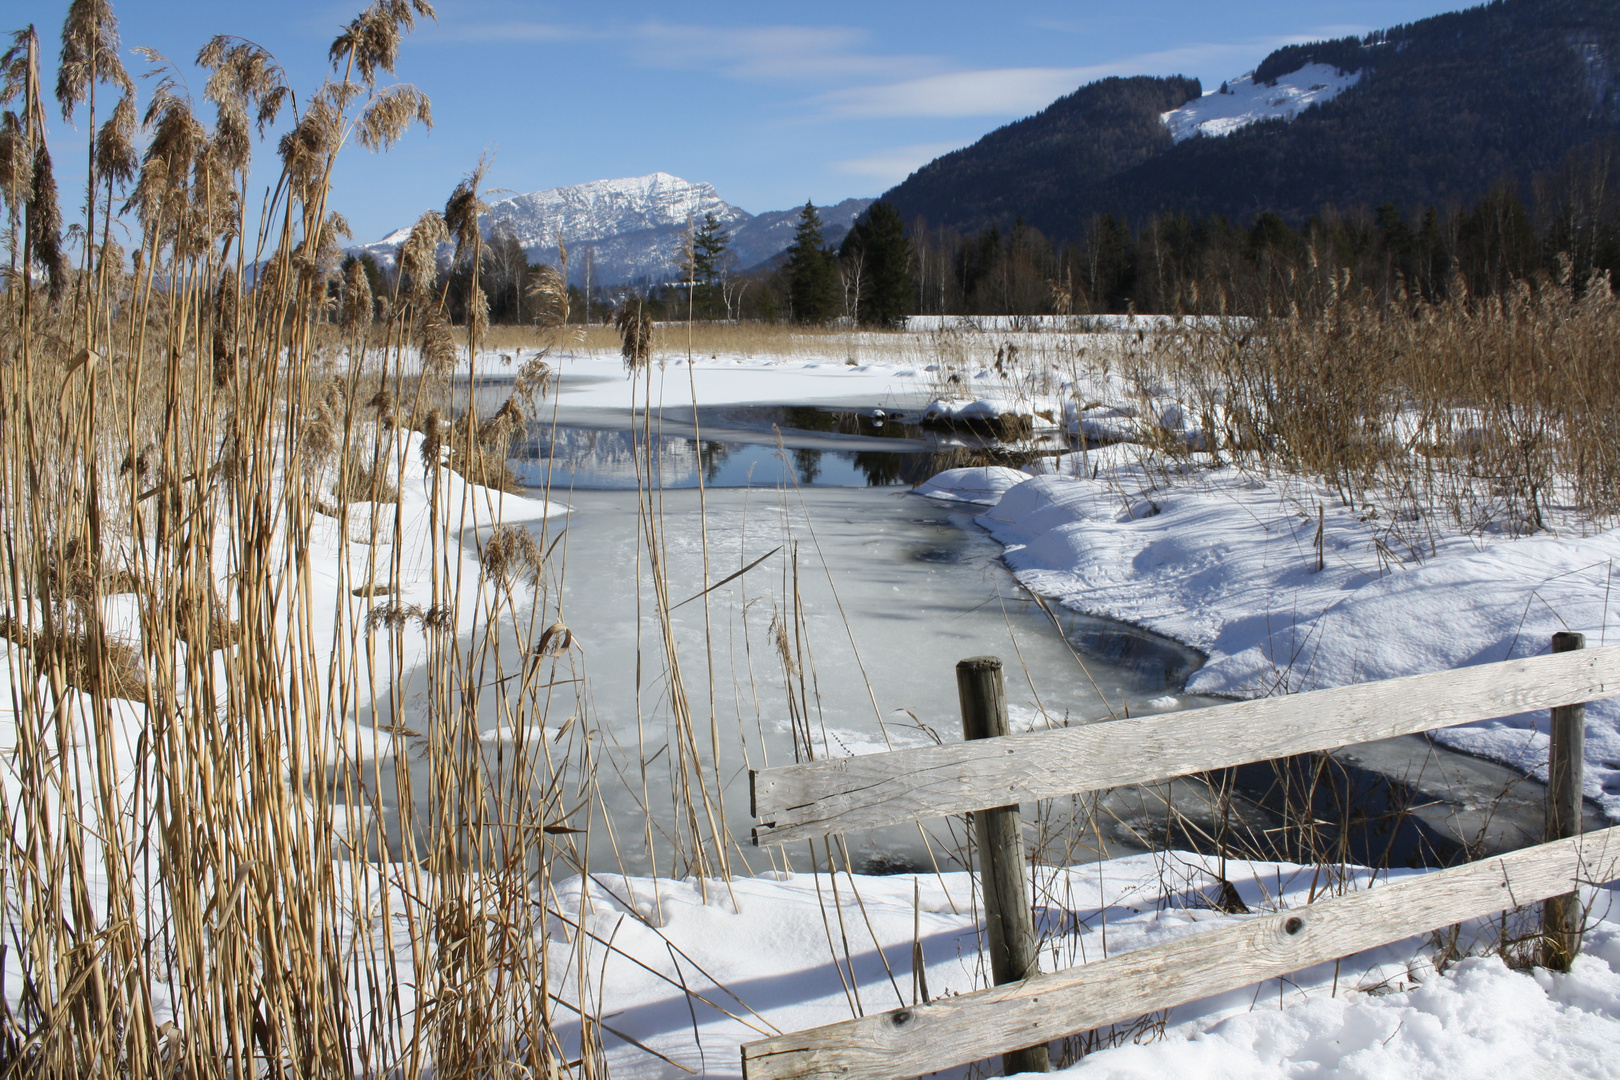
[358,174,871,287]
[1162,63,1363,143]
[883,0,1620,237]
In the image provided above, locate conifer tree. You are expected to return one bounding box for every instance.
[786,200,836,323]
[840,200,912,326]
[690,211,729,315]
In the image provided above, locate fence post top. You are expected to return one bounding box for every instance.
[958,656,1004,673]
[1554,631,1586,652]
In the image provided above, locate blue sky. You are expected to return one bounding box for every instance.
[18,0,1469,243]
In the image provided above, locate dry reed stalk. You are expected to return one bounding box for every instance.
[0,6,614,1076]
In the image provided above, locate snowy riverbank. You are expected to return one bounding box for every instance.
[917,450,1620,823]
[8,337,1620,1076]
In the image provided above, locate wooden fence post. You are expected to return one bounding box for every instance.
[1543,631,1586,971]
[957,656,1051,1075]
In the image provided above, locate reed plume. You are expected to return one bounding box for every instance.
[615,300,654,370]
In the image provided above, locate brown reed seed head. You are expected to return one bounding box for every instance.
[342,259,373,330]
[356,83,432,152]
[480,524,542,590]
[417,310,456,379]
[330,1,437,90]
[614,303,653,370]
[56,0,133,124]
[443,160,488,267]
[399,210,447,297]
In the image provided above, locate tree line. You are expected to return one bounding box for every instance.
[341,134,1620,330]
[908,140,1620,317]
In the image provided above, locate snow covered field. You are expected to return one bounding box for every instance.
[1161,63,1364,143]
[11,332,1620,1075]
[526,341,1620,1075]
[562,855,1620,1079]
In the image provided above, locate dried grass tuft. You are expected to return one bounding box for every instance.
[480,524,541,590]
[614,302,653,371]
[417,310,457,379]
[533,620,572,658]
[0,615,145,700]
[356,82,431,152]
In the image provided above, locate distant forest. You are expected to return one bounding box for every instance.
[349,141,1620,328]
[885,0,1620,246]
[904,139,1620,318]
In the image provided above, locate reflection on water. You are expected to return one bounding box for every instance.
[453,389,1077,491]
[357,394,1589,877]
[509,426,943,490]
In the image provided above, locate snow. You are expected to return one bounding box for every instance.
[915,449,1620,820]
[1046,937,1620,1078]
[14,326,1620,1073]
[541,339,1620,1071]
[905,314,1247,333]
[545,350,934,411]
[1162,64,1363,143]
[914,465,1031,506]
[359,175,871,286]
[553,853,1620,1078]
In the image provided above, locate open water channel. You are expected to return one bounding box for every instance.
[418,382,1603,878]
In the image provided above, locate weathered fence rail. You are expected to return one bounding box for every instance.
[742,641,1620,1080]
[750,645,1620,845]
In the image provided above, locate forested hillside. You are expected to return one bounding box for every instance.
[885,0,1620,241]
[886,76,1200,238]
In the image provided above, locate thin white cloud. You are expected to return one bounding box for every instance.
[628,22,937,83]
[426,20,594,44]
[833,142,967,184]
[822,67,1098,119]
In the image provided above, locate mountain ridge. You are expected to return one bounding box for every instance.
[358,174,872,287]
[882,0,1620,241]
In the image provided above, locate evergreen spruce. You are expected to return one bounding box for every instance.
[786,200,836,323]
[683,208,729,314]
[839,201,913,326]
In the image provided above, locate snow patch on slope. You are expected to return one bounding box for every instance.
[1162,63,1362,143]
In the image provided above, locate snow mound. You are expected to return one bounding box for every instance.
[913,466,1031,506]
[974,454,1620,818]
[1162,63,1362,143]
[923,397,1016,422]
[1051,938,1620,1079]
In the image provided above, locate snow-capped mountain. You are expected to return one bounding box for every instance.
[358,173,872,286]
[1160,63,1363,143]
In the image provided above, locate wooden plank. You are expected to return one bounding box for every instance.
[751,645,1620,846]
[740,825,1620,1080]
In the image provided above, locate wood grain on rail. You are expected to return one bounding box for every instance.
[740,826,1620,1080]
[750,645,1620,846]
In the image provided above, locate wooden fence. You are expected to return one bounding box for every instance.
[740,636,1620,1080]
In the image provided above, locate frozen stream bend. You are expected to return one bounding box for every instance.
[370,397,1602,875]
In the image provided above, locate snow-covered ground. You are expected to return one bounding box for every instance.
[12,334,1620,1075]
[920,449,1620,822]
[1162,63,1363,143]
[904,315,1245,333]
[561,853,1620,1078]
[533,342,1620,1074]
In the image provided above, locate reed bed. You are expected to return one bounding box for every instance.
[2,3,1609,1074]
[1111,279,1620,547]
[0,4,641,1074]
